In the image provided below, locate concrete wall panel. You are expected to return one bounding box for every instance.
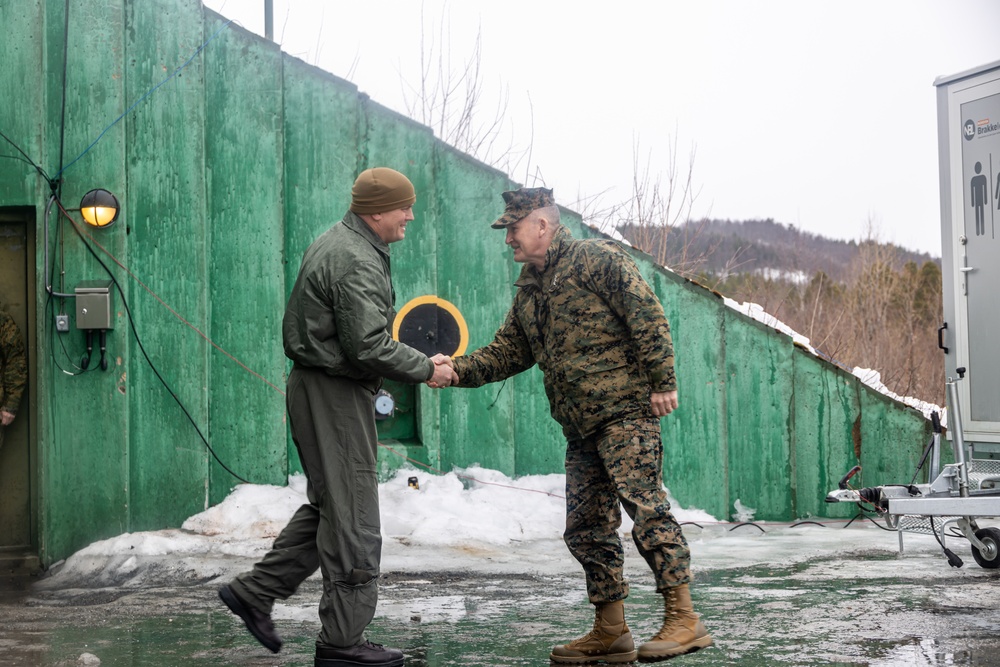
[0,0,45,202]
[792,354,860,519]
[124,0,210,531]
[204,15,287,503]
[38,0,131,562]
[657,274,730,521]
[724,312,795,521]
[428,147,522,475]
[859,384,931,489]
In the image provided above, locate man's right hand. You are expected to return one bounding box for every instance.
[427,354,458,388]
[650,390,678,417]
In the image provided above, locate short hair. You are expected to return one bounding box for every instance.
[532,205,561,227]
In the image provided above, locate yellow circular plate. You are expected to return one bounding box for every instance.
[392,295,469,357]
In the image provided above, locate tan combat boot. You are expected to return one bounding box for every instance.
[550,600,638,664]
[637,584,712,662]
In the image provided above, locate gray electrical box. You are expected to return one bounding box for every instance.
[75,280,115,330]
[936,60,1000,447]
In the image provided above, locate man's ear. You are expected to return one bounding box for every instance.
[536,215,548,236]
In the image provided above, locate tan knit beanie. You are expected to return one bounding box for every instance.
[350,167,416,214]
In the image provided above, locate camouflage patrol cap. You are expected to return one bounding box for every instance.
[491,187,555,229]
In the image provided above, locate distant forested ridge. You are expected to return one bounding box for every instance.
[618,217,937,283]
[617,218,944,407]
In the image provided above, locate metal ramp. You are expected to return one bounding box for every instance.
[967,459,1000,491]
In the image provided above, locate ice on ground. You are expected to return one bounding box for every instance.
[40,466,934,590]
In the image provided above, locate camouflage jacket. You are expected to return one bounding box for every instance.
[1,310,27,415]
[452,226,676,440]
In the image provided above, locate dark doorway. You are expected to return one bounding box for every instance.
[0,207,37,573]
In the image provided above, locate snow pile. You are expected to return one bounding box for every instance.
[380,465,716,546]
[40,466,717,588]
[38,463,958,596]
[731,499,757,523]
[182,473,309,538]
[723,297,814,352]
[380,466,567,546]
[853,367,946,423]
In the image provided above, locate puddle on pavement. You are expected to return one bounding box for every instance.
[2,552,999,666]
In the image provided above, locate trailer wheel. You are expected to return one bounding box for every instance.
[971,528,1000,569]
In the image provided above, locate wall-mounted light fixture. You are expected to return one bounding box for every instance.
[79,188,120,228]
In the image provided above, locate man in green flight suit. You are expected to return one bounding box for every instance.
[437,187,712,664]
[220,167,455,667]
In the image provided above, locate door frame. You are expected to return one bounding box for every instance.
[0,206,37,559]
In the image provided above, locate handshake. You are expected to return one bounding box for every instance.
[426,353,459,388]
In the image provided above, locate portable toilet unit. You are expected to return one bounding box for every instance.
[819,64,1000,564]
[936,60,1000,456]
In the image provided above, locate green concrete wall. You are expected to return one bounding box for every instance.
[0,0,931,565]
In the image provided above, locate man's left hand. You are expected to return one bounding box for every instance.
[0,410,14,427]
[650,390,678,417]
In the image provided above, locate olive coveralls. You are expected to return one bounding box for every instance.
[229,211,433,648]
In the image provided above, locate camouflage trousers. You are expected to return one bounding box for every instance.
[564,417,691,604]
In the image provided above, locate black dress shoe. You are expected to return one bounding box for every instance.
[218,584,283,653]
[315,640,405,667]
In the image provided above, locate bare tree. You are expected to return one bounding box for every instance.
[398,9,532,178]
[576,135,742,281]
[594,137,696,238]
[396,8,721,272]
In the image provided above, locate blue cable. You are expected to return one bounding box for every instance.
[56,18,235,178]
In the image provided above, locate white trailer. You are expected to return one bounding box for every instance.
[827,60,1000,569]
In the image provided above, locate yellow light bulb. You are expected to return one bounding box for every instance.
[79,189,120,228]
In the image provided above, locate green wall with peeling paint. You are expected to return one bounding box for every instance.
[0,0,932,565]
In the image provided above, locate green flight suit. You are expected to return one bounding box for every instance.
[230,211,433,648]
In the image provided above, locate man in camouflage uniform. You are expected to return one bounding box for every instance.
[1,308,27,452]
[441,188,712,663]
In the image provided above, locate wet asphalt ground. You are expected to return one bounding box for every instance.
[2,523,1000,667]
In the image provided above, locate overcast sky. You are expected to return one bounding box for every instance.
[203,0,1000,257]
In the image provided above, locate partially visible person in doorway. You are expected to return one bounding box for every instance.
[0,306,27,452]
[219,167,454,667]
